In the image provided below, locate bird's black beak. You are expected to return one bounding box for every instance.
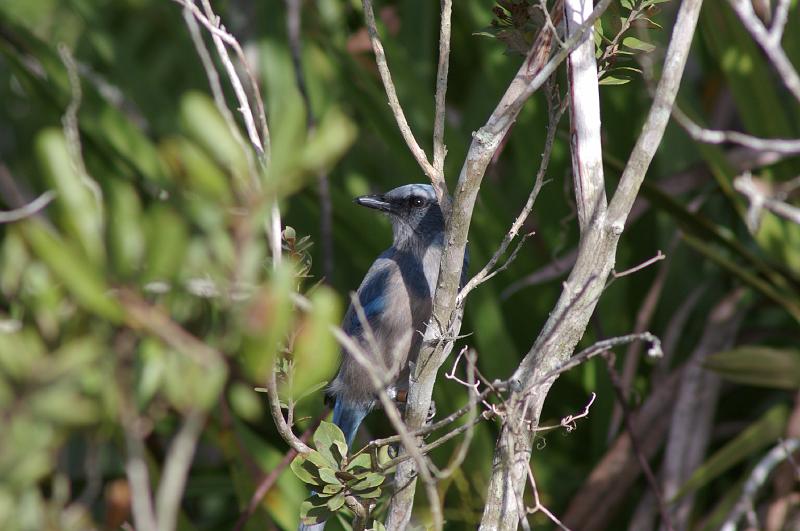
[355,194,396,214]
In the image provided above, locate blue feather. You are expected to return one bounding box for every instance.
[333,399,370,447]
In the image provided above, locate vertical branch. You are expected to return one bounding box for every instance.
[565,0,607,231]
[155,410,206,531]
[432,0,453,211]
[122,412,157,531]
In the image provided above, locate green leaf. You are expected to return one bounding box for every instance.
[290,451,334,485]
[106,180,144,279]
[179,91,248,182]
[368,521,387,531]
[622,36,656,53]
[349,472,384,491]
[19,220,123,322]
[29,384,100,426]
[599,76,631,85]
[35,128,104,265]
[241,262,296,381]
[293,287,342,396]
[143,205,189,283]
[160,137,233,203]
[318,467,341,486]
[705,346,800,389]
[672,403,789,500]
[355,487,382,499]
[326,491,345,512]
[321,483,344,495]
[313,421,348,468]
[299,495,332,525]
[346,452,373,474]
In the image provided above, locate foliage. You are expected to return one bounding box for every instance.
[292,422,386,526]
[0,0,799,529]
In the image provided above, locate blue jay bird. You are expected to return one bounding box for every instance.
[299,183,466,531]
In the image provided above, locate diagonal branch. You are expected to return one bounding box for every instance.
[361,0,438,186]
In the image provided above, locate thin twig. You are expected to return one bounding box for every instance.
[232,413,322,531]
[673,107,800,155]
[181,4,259,191]
[330,327,444,529]
[432,0,453,209]
[605,353,674,531]
[529,332,662,390]
[458,87,567,304]
[0,190,57,223]
[360,0,438,184]
[611,250,666,278]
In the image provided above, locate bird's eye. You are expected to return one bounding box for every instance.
[410,197,425,207]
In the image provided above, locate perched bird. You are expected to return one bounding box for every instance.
[299,183,466,531]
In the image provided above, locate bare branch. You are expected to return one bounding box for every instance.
[0,190,56,224]
[389,2,614,525]
[721,439,800,531]
[458,87,566,304]
[432,0,453,209]
[265,363,313,454]
[673,106,800,155]
[122,412,157,531]
[611,250,666,279]
[770,0,791,43]
[483,0,704,527]
[727,0,800,103]
[734,172,800,230]
[566,0,607,230]
[360,0,438,185]
[608,0,705,224]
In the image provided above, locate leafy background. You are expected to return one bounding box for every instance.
[0,0,799,529]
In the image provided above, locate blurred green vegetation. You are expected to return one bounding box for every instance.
[0,0,799,529]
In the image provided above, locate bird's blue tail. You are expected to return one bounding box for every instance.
[332,399,369,448]
[298,400,369,530]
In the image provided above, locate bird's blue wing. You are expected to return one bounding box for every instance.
[342,267,390,335]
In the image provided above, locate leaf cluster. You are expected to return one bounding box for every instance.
[291,422,386,527]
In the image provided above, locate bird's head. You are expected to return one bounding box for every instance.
[355,184,445,247]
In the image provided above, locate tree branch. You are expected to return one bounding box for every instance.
[481,0,704,528]
[566,0,607,230]
[360,0,438,186]
[386,0,620,526]
[727,0,800,103]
